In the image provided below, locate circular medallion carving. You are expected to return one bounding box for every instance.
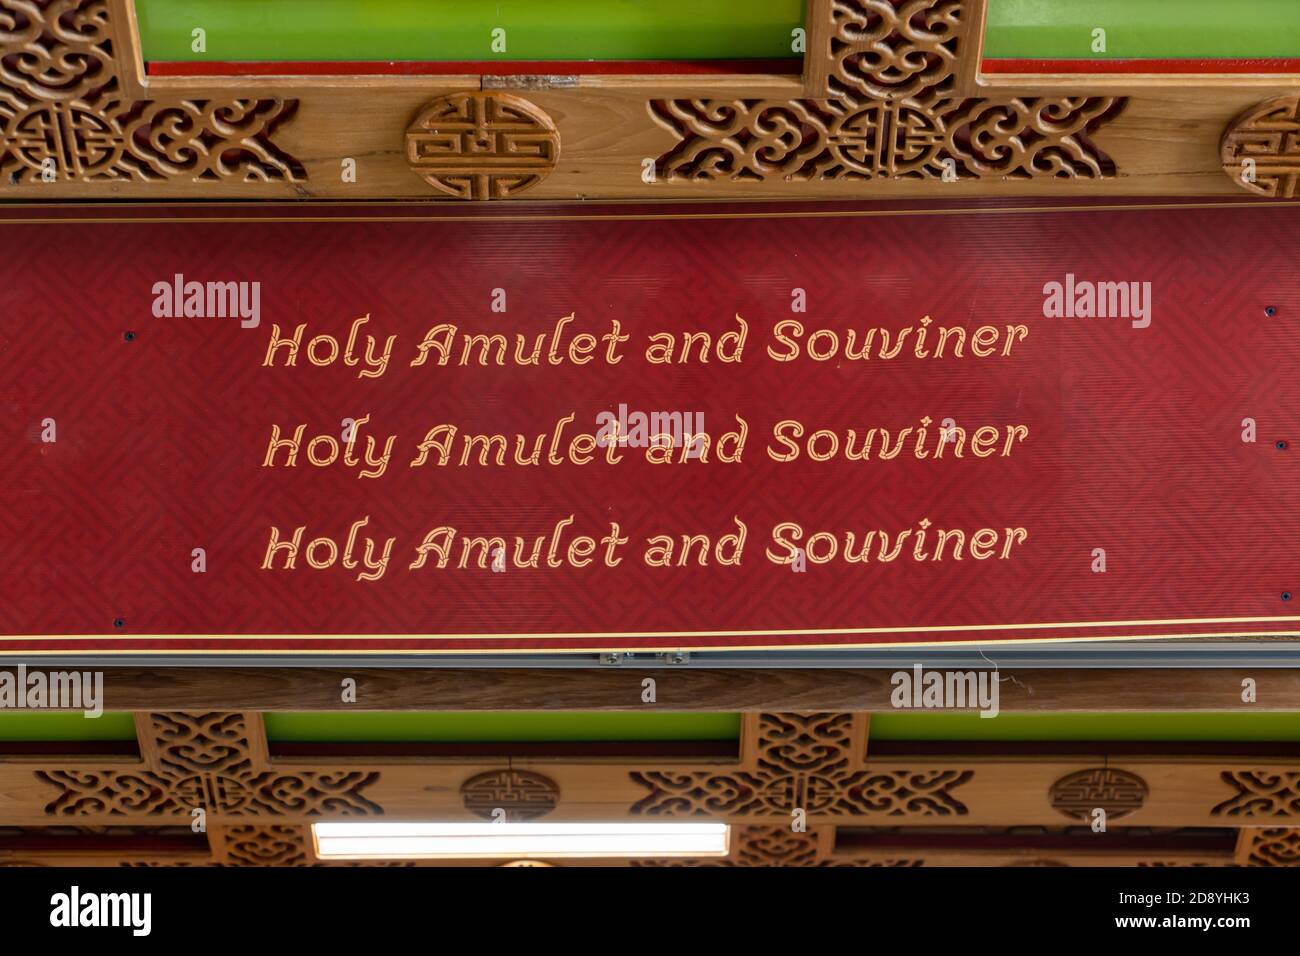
[461,769,559,820]
[1049,768,1148,821]
[405,92,559,200]
[171,774,256,814]
[11,102,125,178]
[829,101,944,177]
[1221,95,1300,197]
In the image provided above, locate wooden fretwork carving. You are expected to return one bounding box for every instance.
[1237,827,1300,866]
[215,824,310,866]
[805,0,968,100]
[1212,771,1300,818]
[653,0,1124,185]
[35,712,382,817]
[630,712,973,817]
[0,0,302,184]
[650,95,1122,184]
[4,708,1296,866]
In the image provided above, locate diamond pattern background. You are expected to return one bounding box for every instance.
[0,203,1296,653]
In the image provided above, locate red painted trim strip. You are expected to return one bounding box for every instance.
[145,58,801,77]
[983,57,1300,75]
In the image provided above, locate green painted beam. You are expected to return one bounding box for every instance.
[5,711,1297,746]
[135,0,804,62]
[263,712,742,743]
[0,712,136,741]
[984,0,1300,59]
[870,712,1300,742]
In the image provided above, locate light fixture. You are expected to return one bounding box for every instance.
[312,821,730,860]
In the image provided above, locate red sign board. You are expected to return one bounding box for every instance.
[2,201,1297,654]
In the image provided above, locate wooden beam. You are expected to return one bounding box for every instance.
[6,710,1300,830]
[49,667,1300,712]
[8,749,1299,827]
[3,0,1296,200]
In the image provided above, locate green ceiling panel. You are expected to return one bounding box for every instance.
[984,0,1300,59]
[6,711,1296,746]
[135,0,803,62]
[133,1,1300,64]
[0,711,136,741]
[870,712,1300,742]
[263,712,742,743]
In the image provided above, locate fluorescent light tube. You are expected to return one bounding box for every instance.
[312,821,730,860]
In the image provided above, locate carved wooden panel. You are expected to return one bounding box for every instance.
[1221,94,1300,197]
[728,825,821,866]
[805,0,968,100]
[1238,828,1300,866]
[7,707,1300,859]
[659,0,1123,186]
[1213,771,1300,818]
[34,766,384,817]
[0,0,1288,199]
[405,92,559,199]
[650,94,1123,184]
[34,712,382,818]
[2,706,1296,867]
[460,769,559,821]
[630,712,972,817]
[1048,768,1149,821]
[218,824,310,866]
[0,0,302,184]
[208,823,413,867]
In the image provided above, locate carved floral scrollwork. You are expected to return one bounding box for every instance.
[630,712,973,817]
[0,0,303,184]
[35,712,382,817]
[1212,771,1300,818]
[220,824,310,866]
[653,0,1124,186]
[1241,828,1300,866]
[822,0,965,100]
[651,94,1123,185]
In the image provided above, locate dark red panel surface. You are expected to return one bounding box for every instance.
[0,201,1296,654]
